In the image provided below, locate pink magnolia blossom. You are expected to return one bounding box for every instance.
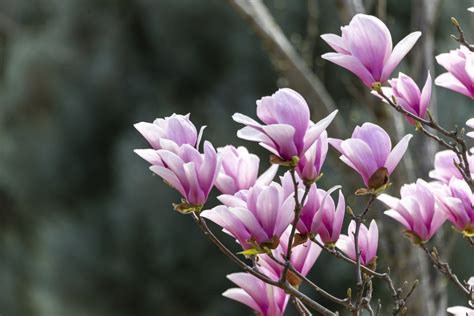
[201,183,295,249]
[321,14,421,87]
[279,171,344,246]
[257,227,322,285]
[233,88,337,161]
[296,131,329,184]
[433,178,474,236]
[435,46,474,99]
[378,179,447,242]
[329,123,412,189]
[336,220,379,266]
[149,141,220,207]
[377,72,432,124]
[295,184,345,246]
[223,272,289,316]
[429,150,474,183]
[215,145,279,194]
[134,113,205,165]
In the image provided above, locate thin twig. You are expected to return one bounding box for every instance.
[350,194,377,315]
[419,244,471,298]
[191,213,337,315]
[375,89,473,189]
[465,236,474,247]
[311,237,416,315]
[450,17,474,52]
[281,170,310,283]
[292,297,313,316]
[268,253,351,308]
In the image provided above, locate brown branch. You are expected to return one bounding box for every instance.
[281,169,310,282]
[292,297,312,316]
[350,194,377,315]
[311,237,417,315]
[267,253,351,309]
[465,236,474,247]
[419,244,471,299]
[191,213,337,315]
[451,17,474,52]
[375,89,474,189]
[226,0,344,137]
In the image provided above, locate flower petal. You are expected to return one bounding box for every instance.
[322,53,375,87]
[320,33,349,54]
[134,149,163,165]
[303,110,338,153]
[149,165,186,197]
[381,31,421,82]
[385,134,413,174]
[435,73,472,99]
[341,139,378,186]
[222,288,261,313]
[419,71,432,117]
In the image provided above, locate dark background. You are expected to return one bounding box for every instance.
[0,0,473,315]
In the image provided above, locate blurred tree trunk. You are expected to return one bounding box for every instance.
[410,2,448,315]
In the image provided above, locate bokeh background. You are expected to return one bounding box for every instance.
[0,0,473,315]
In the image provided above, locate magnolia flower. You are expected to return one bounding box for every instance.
[295,185,345,246]
[134,113,205,165]
[215,145,278,194]
[336,220,379,266]
[279,171,344,245]
[378,179,447,242]
[469,7,474,12]
[150,142,220,208]
[429,150,474,183]
[296,131,328,184]
[201,183,295,249]
[257,227,321,286]
[223,272,289,316]
[435,46,474,99]
[321,14,421,87]
[447,306,474,316]
[467,119,474,139]
[434,178,474,236]
[377,72,432,124]
[329,123,412,189]
[233,88,337,161]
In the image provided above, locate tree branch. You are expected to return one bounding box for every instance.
[419,244,471,299]
[191,213,337,315]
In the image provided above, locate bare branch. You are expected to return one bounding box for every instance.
[451,17,474,52]
[292,297,313,316]
[191,213,337,315]
[419,244,471,299]
[374,88,474,189]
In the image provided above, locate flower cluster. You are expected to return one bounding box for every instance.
[134,9,474,316]
[134,87,394,314]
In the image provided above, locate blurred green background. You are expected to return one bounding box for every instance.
[0,0,473,315]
